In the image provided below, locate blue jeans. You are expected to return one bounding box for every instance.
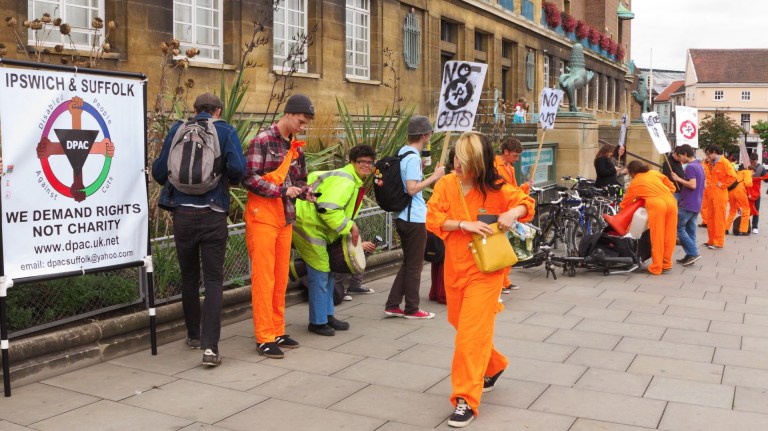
[307,264,334,325]
[677,208,699,257]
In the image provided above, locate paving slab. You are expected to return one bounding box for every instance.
[502,357,586,386]
[659,402,768,431]
[246,370,367,408]
[387,342,455,370]
[662,328,742,349]
[434,402,576,430]
[628,355,723,383]
[569,418,658,430]
[216,397,385,431]
[174,357,290,391]
[644,376,734,408]
[723,365,768,390]
[564,347,637,372]
[530,386,665,428]
[330,384,448,428]
[0,383,98,426]
[545,328,622,350]
[41,362,177,401]
[574,368,652,397]
[574,319,665,340]
[565,305,630,322]
[332,357,448,391]
[614,337,715,362]
[30,399,192,431]
[0,421,34,431]
[734,386,768,414]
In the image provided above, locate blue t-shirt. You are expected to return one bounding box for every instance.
[396,146,425,222]
[680,159,705,213]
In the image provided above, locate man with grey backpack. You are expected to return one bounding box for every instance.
[152,93,246,367]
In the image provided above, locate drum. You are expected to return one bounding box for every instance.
[327,235,366,274]
[289,256,308,281]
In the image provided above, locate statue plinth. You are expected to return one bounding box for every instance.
[626,123,662,168]
[540,115,599,180]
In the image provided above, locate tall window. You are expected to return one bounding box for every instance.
[714,90,724,101]
[742,113,751,129]
[174,0,223,63]
[346,0,370,79]
[741,91,751,101]
[543,56,550,89]
[28,0,105,50]
[273,0,307,72]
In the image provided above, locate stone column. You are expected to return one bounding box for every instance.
[540,113,599,179]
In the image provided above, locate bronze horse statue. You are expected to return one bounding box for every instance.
[558,43,594,112]
[631,74,651,113]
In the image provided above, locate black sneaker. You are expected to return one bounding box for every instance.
[675,255,690,264]
[185,337,201,349]
[483,369,504,392]
[202,349,221,366]
[257,342,285,359]
[448,398,475,428]
[308,323,335,336]
[327,315,350,331]
[682,255,701,266]
[275,334,300,349]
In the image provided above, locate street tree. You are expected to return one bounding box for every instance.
[698,112,742,156]
[753,120,768,149]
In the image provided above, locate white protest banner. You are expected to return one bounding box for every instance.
[641,111,672,154]
[676,106,699,148]
[0,68,148,279]
[435,61,488,132]
[618,114,628,147]
[538,88,564,130]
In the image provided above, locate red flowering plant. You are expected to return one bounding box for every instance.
[575,20,589,40]
[588,26,601,45]
[599,34,611,50]
[561,13,577,33]
[542,1,561,28]
[608,39,618,55]
[616,45,625,61]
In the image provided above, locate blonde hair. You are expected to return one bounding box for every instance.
[455,131,502,198]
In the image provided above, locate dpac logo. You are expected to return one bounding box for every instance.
[37,96,114,202]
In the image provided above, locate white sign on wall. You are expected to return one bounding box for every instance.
[0,68,148,279]
[675,106,699,148]
[641,111,672,154]
[435,61,488,132]
[618,114,628,147]
[538,88,564,130]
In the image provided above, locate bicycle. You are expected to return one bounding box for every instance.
[534,186,583,257]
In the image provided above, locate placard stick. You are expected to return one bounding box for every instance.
[662,152,681,187]
[528,130,547,183]
[439,132,452,167]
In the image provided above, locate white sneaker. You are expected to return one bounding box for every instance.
[753,228,759,234]
[342,294,352,301]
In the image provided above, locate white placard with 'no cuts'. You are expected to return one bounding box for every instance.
[538,88,564,130]
[435,61,488,132]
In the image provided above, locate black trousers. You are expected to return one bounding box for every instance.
[172,207,228,352]
[386,219,427,315]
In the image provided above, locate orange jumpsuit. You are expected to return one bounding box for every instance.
[493,155,530,290]
[703,157,737,247]
[726,170,753,234]
[244,141,302,344]
[620,171,677,275]
[426,173,535,413]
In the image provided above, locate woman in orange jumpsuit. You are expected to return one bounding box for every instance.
[427,132,534,428]
[726,167,753,235]
[621,161,677,275]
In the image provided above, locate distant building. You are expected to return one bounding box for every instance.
[685,49,768,154]
[653,80,685,137]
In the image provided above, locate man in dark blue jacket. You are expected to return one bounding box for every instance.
[152,93,246,366]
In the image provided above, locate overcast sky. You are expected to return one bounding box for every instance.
[630,0,768,71]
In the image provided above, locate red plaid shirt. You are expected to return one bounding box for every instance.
[242,124,308,225]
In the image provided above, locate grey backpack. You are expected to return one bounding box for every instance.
[167,118,223,195]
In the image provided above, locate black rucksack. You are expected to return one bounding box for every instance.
[167,118,223,195]
[373,149,418,213]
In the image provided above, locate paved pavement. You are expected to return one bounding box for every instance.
[1,224,767,430]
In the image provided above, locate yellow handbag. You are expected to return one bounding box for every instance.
[458,181,518,273]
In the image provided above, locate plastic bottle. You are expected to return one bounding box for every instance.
[628,207,648,239]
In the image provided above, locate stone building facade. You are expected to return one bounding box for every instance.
[1,0,633,122]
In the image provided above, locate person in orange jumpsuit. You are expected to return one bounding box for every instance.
[426,132,534,428]
[493,136,532,294]
[242,94,315,359]
[726,167,753,235]
[621,161,677,275]
[702,145,737,249]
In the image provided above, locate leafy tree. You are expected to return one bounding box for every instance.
[698,112,743,156]
[753,120,768,147]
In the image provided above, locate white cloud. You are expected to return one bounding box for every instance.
[631,0,768,70]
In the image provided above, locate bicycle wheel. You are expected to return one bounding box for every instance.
[540,216,559,249]
[563,216,584,257]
